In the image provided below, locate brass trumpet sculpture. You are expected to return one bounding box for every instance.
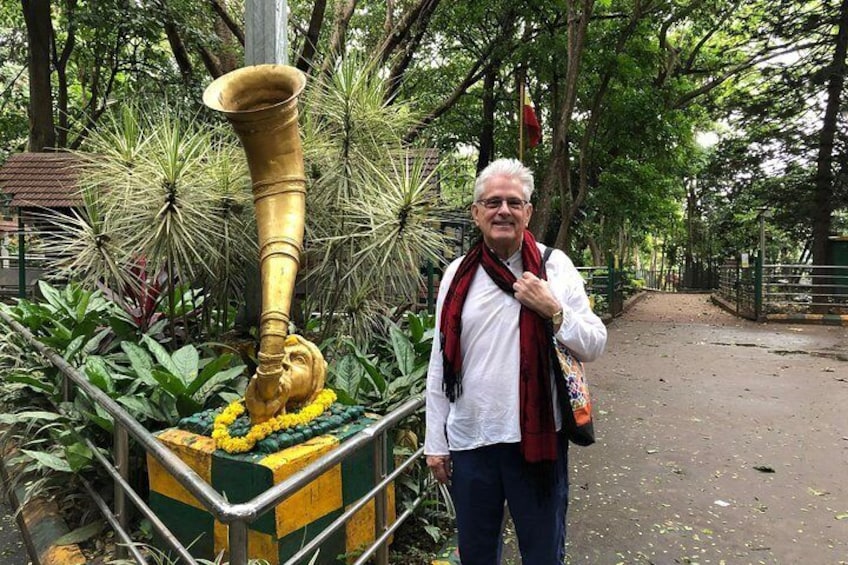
[203,65,325,424]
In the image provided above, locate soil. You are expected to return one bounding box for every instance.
[560,292,848,564]
[0,497,28,564]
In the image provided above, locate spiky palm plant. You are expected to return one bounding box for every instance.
[299,57,451,344]
[41,104,254,344]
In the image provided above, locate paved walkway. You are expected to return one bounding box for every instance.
[563,293,847,564]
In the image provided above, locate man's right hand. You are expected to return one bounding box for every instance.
[426,455,452,484]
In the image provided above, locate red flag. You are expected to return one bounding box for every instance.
[523,90,541,148]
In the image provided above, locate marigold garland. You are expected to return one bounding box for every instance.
[212,389,338,453]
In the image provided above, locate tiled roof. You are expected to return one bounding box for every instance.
[0,152,83,209]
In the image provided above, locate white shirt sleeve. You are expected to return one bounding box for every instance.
[546,247,607,362]
[423,258,460,457]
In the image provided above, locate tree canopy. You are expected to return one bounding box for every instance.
[3,0,847,266]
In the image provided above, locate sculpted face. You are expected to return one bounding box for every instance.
[283,334,326,406]
[471,174,533,259]
[287,341,313,387]
[245,334,327,423]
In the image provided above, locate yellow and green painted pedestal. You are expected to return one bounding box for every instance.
[147,416,395,564]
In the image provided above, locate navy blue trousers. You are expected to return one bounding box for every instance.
[449,435,569,565]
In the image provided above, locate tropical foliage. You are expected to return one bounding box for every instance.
[297,57,451,344]
[0,280,247,501]
[36,104,255,345]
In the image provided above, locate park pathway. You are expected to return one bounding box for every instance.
[562,292,848,564]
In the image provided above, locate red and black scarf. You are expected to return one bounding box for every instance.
[440,230,557,464]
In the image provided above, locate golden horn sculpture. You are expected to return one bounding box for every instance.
[203,64,319,424]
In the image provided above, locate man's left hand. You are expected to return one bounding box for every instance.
[513,272,560,319]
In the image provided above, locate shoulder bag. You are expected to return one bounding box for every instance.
[542,246,596,446]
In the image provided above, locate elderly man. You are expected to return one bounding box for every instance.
[425,158,607,564]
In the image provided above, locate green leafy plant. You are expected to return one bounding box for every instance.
[121,337,247,423]
[5,281,117,358]
[328,311,433,414]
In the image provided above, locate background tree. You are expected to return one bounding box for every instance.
[701,0,848,266]
[21,0,55,151]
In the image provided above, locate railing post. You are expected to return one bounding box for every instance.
[373,432,389,565]
[62,377,69,402]
[607,254,615,317]
[735,261,741,314]
[755,251,763,321]
[229,521,249,565]
[17,208,25,299]
[114,424,129,559]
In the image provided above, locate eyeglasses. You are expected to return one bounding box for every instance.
[476,197,528,210]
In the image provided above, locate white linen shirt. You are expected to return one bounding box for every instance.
[424,243,607,456]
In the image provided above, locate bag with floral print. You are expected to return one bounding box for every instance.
[550,340,595,446]
[541,245,595,446]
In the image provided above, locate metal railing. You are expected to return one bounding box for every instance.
[716,261,758,319]
[716,261,848,319]
[638,268,680,292]
[576,261,627,318]
[762,264,848,315]
[0,307,430,565]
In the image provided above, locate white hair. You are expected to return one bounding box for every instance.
[473,158,534,201]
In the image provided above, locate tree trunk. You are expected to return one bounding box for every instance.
[685,178,696,287]
[587,235,602,266]
[212,13,239,73]
[810,0,848,311]
[377,0,439,66]
[384,0,441,101]
[530,0,593,247]
[403,49,498,143]
[209,0,244,46]
[21,0,56,151]
[812,0,848,268]
[320,0,358,77]
[164,19,194,84]
[476,63,498,174]
[529,67,562,242]
[295,0,327,73]
[53,0,77,149]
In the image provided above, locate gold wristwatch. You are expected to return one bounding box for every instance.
[551,309,564,328]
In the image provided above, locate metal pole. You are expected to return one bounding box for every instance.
[114,423,130,559]
[245,0,288,65]
[83,437,200,565]
[228,521,249,565]
[17,208,25,298]
[607,253,615,317]
[518,79,525,162]
[759,212,766,265]
[755,250,763,321]
[373,432,389,565]
[757,211,766,321]
[62,376,71,402]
